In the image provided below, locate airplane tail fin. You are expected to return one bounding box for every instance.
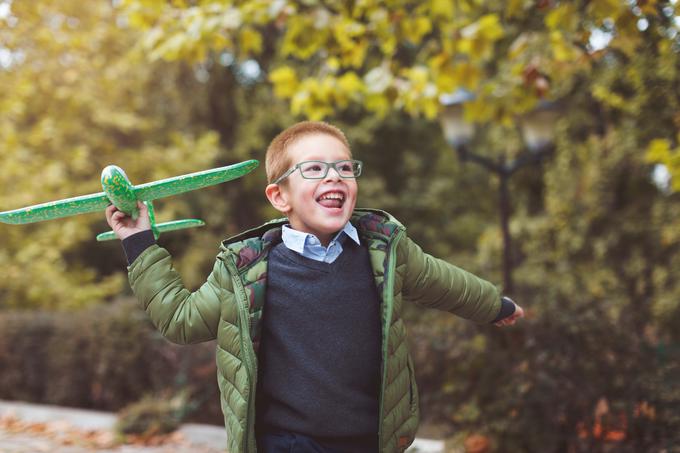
[96,219,205,242]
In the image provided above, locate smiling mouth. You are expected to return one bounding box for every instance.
[316,191,345,209]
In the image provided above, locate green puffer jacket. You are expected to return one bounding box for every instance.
[128,208,501,453]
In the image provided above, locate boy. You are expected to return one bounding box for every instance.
[106,121,523,453]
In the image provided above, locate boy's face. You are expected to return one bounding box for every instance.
[267,133,358,245]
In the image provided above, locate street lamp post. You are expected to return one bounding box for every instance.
[439,90,559,294]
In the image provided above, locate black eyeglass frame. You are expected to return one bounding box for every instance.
[272,159,363,184]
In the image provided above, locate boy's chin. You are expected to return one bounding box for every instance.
[317,204,354,223]
[316,215,349,231]
[314,210,352,230]
[316,205,347,216]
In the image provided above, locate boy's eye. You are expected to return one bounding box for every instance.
[300,163,325,175]
[339,163,353,173]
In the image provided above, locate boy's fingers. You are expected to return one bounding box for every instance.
[494,309,524,327]
[105,205,120,226]
[111,210,126,221]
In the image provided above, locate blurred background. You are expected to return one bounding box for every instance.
[1,0,679,451]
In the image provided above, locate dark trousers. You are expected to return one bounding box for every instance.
[257,431,378,453]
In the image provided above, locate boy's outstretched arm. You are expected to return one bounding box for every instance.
[105,202,225,344]
[399,236,523,325]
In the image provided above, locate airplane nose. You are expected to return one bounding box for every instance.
[101,165,138,216]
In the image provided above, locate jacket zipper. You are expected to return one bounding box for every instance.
[377,229,404,451]
[226,256,257,453]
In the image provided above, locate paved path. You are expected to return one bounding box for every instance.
[0,400,444,453]
[0,400,228,453]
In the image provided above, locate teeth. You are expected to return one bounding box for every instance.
[318,192,344,201]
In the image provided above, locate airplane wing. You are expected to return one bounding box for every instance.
[134,159,259,201]
[0,192,110,225]
[96,219,205,241]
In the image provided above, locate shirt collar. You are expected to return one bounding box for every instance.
[281,221,360,254]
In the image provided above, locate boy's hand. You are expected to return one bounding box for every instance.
[494,298,525,327]
[105,201,151,241]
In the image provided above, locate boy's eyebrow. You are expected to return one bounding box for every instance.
[294,159,353,163]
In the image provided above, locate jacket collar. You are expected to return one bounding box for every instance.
[220,208,404,269]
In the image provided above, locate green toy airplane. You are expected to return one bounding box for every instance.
[0,160,259,241]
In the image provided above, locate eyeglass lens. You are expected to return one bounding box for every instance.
[299,161,361,179]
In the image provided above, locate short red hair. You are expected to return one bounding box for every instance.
[265,121,352,184]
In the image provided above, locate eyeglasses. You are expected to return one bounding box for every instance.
[273,160,363,184]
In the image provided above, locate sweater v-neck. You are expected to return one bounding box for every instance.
[271,236,357,273]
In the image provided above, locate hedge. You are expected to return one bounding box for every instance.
[0,298,222,425]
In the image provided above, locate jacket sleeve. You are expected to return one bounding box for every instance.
[127,244,230,344]
[399,235,501,323]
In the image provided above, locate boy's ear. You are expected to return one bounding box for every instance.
[265,183,292,215]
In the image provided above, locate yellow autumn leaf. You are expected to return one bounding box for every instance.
[458,14,504,59]
[239,27,263,55]
[645,139,672,163]
[343,40,369,68]
[400,17,432,44]
[645,138,680,192]
[332,17,366,51]
[337,72,364,96]
[336,74,365,108]
[422,96,439,119]
[591,84,626,110]
[545,3,578,32]
[282,15,326,59]
[405,66,430,91]
[506,0,527,19]
[550,31,580,62]
[433,66,458,93]
[477,14,504,42]
[587,0,625,22]
[429,0,454,20]
[290,78,336,120]
[365,93,390,117]
[149,32,188,61]
[269,66,299,99]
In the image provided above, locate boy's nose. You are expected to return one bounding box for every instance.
[324,166,342,181]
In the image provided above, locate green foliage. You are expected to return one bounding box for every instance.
[1,0,680,451]
[0,299,221,423]
[0,0,223,308]
[646,138,680,192]
[119,0,677,122]
[115,390,192,437]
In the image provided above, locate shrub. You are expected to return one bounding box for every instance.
[0,298,222,424]
[115,391,191,437]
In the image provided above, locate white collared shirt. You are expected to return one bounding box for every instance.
[281,222,360,263]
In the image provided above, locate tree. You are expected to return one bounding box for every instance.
[0,0,221,308]
[118,0,675,121]
[116,2,680,449]
[3,0,680,449]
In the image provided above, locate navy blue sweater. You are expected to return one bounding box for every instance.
[255,238,381,441]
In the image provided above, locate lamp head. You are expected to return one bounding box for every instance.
[520,100,560,152]
[439,89,476,148]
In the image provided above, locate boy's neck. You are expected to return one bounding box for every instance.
[286,223,336,248]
